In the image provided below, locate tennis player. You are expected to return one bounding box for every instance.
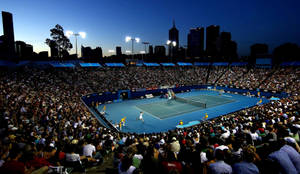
[138,111,144,123]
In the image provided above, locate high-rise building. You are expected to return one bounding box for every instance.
[116,46,122,57]
[154,46,166,57]
[187,27,204,58]
[38,51,48,58]
[206,25,220,57]
[251,44,268,57]
[15,41,33,59]
[81,45,102,61]
[168,20,179,56]
[149,45,153,55]
[0,35,5,58]
[81,46,92,58]
[93,47,103,59]
[25,44,33,58]
[2,11,15,58]
[15,41,26,58]
[219,32,231,57]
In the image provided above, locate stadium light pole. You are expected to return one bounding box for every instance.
[140,51,146,62]
[125,36,140,56]
[66,31,86,58]
[167,40,176,62]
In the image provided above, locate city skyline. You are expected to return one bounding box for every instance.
[1,0,300,57]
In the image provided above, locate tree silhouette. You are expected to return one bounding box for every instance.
[45,24,72,58]
[273,43,300,64]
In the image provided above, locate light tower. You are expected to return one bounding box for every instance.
[66,31,86,58]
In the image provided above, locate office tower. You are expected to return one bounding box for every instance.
[219,32,231,57]
[81,45,102,60]
[0,35,5,58]
[154,46,166,57]
[187,27,204,58]
[2,11,15,58]
[116,46,122,57]
[25,44,33,58]
[81,46,92,58]
[149,45,153,55]
[251,44,268,57]
[206,25,220,57]
[38,51,48,58]
[168,20,179,56]
[93,47,103,59]
[15,41,33,59]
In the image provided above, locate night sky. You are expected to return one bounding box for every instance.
[1,0,299,56]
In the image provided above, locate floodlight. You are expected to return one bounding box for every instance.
[167,40,171,45]
[135,37,140,43]
[79,32,86,39]
[172,41,177,46]
[65,30,74,38]
[125,36,132,42]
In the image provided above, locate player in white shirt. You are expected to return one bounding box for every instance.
[138,111,144,123]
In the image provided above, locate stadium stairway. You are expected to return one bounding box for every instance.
[205,65,212,84]
[256,67,277,89]
[213,66,230,85]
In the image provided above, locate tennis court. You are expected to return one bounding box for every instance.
[136,95,235,119]
[96,90,268,133]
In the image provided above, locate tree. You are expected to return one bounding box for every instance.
[273,43,300,64]
[45,24,72,58]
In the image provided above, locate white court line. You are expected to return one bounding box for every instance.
[134,105,162,120]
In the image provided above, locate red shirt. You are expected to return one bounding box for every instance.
[0,160,25,174]
[162,161,182,173]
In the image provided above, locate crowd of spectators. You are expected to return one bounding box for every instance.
[259,67,300,94]
[216,67,247,87]
[0,65,299,174]
[207,66,228,84]
[233,68,273,89]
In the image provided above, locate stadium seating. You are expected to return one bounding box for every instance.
[0,64,299,174]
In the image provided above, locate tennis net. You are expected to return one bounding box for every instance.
[174,97,206,108]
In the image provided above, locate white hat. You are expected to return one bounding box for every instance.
[215,145,229,151]
[158,139,165,145]
[284,137,296,144]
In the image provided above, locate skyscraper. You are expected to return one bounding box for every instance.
[187,27,204,58]
[219,32,231,57]
[206,25,220,57]
[154,46,166,57]
[116,46,122,57]
[149,45,153,55]
[15,41,26,58]
[2,11,15,58]
[168,20,179,56]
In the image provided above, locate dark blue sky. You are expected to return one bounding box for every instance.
[1,0,299,56]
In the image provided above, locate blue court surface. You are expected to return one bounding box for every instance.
[96,90,268,134]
